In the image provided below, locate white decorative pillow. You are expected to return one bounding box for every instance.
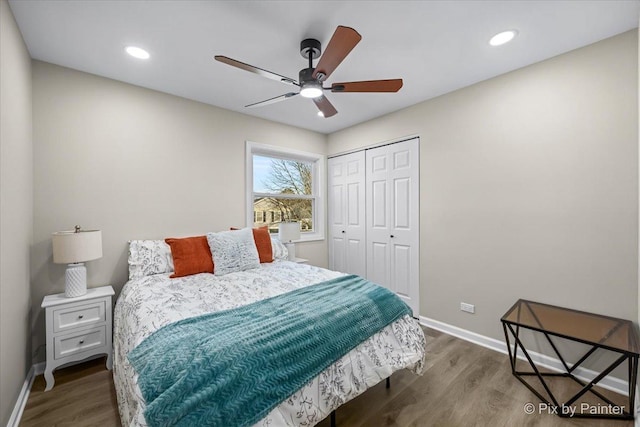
[207,228,260,276]
[270,237,289,261]
[128,240,174,280]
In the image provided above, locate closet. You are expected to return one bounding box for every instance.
[328,138,419,315]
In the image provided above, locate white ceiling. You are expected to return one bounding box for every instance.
[8,0,640,134]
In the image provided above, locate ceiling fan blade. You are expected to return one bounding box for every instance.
[313,96,338,118]
[245,92,298,108]
[312,26,361,81]
[215,55,298,86]
[331,79,403,93]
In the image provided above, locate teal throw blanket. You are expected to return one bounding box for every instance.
[128,274,412,427]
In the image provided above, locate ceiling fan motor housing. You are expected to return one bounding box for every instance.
[298,67,316,84]
[300,38,321,59]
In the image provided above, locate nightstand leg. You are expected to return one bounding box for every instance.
[44,366,55,391]
[106,351,113,370]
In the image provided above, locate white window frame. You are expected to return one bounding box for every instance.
[246,141,325,242]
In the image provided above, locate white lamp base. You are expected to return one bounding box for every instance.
[284,242,296,261]
[65,263,87,298]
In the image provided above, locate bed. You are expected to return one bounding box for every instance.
[113,237,426,427]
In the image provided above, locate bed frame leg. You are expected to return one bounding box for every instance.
[386,376,390,389]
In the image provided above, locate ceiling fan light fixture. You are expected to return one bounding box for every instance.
[489,30,518,46]
[300,82,323,99]
[125,46,150,59]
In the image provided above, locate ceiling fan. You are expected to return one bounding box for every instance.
[214,26,403,118]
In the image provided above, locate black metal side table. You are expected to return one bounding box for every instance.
[501,299,639,420]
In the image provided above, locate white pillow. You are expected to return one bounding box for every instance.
[270,237,289,261]
[207,228,260,276]
[128,240,174,279]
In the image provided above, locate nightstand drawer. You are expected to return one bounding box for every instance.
[53,301,106,333]
[54,326,106,359]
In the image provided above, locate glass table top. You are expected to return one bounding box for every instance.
[501,299,640,355]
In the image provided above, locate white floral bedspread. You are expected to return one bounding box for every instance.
[113,261,426,427]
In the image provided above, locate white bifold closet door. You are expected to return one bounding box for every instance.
[327,150,367,277]
[366,138,419,315]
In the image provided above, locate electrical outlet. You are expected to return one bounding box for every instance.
[460,302,475,314]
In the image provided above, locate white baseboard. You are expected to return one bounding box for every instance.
[419,316,629,397]
[33,361,45,376]
[6,365,36,427]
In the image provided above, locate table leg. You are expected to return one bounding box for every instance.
[506,323,559,407]
[44,365,55,391]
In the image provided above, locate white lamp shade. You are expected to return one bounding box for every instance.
[279,222,300,243]
[52,229,103,264]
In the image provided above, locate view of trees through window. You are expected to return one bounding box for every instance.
[253,155,314,234]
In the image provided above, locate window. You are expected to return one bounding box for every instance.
[246,141,325,241]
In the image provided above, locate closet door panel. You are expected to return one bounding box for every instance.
[369,241,388,287]
[328,151,366,276]
[346,238,365,277]
[393,243,411,296]
[371,180,387,228]
[366,138,419,315]
[331,185,344,226]
[331,236,346,273]
[347,183,360,226]
[371,153,387,173]
[328,159,345,272]
[394,177,410,229]
[344,151,366,277]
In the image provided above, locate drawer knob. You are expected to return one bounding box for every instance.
[78,315,84,319]
[79,340,85,344]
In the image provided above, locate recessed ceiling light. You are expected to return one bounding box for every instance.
[489,30,518,46]
[125,46,150,59]
[317,111,324,117]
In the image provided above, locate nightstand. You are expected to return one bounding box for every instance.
[293,257,309,264]
[41,285,115,391]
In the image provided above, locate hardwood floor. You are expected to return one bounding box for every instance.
[20,357,120,427]
[20,328,633,427]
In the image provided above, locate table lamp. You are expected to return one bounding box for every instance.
[278,222,300,261]
[52,226,103,298]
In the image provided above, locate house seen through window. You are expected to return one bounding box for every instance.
[253,154,314,234]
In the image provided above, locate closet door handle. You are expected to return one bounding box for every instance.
[341,230,346,234]
[390,235,395,238]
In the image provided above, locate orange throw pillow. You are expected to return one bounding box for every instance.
[230,226,273,263]
[165,236,214,278]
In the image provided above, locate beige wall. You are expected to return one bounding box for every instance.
[329,31,638,343]
[0,0,33,423]
[31,61,327,362]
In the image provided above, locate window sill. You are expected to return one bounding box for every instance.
[273,233,324,243]
[297,235,325,243]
